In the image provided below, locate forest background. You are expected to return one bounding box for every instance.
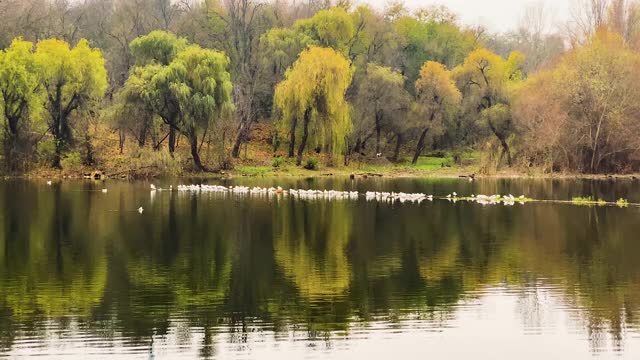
[0,0,638,178]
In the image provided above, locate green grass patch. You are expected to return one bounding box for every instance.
[616,198,629,208]
[411,155,455,170]
[572,196,607,206]
[236,166,272,177]
[359,154,460,173]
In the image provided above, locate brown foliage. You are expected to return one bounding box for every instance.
[513,30,640,173]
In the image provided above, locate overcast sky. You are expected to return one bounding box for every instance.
[360,0,574,32]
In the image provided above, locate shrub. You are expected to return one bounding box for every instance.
[35,139,57,166]
[304,157,319,170]
[272,156,285,168]
[128,148,183,177]
[60,151,83,171]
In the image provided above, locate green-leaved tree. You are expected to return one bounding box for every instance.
[35,39,108,168]
[0,39,42,170]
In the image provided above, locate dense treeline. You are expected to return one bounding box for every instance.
[0,0,639,174]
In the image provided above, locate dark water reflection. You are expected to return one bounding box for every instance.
[0,178,639,359]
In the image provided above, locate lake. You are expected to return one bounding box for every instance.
[0,177,639,359]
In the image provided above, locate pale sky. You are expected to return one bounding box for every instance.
[360,0,574,32]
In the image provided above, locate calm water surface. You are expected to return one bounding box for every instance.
[1,177,639,359]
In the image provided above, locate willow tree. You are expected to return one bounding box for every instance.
[120,37,234,170]
[294,7,355,53]
[255,28,315,119]
[159,45,234,170]
[355,64,411,157]
[453,48,524,166]
[108,66,158,151]
[0,38,42,169]
[413,61,461,164]
[129,30,187,66]
[127,31,188,153]
[34,39,108,168]
[274,47,353,166]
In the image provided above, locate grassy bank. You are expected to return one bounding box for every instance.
[20,154,640,181]
[14,124,640,181]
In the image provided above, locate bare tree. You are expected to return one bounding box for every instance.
[204,0,274,159]
[567,0,609,44]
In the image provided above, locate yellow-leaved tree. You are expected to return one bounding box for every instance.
[35,39,107,168]
[293,7,355,53]
[274,46,353,166]
[413,61,461,164]
[0,38,43,170]
[453,48,524,167]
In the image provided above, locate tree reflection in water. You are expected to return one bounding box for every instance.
[0,179,638,357]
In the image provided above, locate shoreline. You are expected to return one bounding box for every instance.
[8,166,640,182]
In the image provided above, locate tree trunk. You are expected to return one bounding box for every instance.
[189,129,205,171]
[375,113,382,154]
[138,119,149,147]
[232,120,250,158]
[119,128,125,154]
[168,126,176,154]
[488,120,512,166]
[52,114,63,169]
[412,128,429,165]
[499,136,512,166]
[52,141,63,168]
[288,117,297,158]
[3,132,17,172]
[48,84,76,169]
[231,126,243,158]
[7,116,19,136]
[392,133,403,162]
[344,142,351,166]
[353,137,362,154]
[84,133,94,166]
[4,116,20,171]
[296,110,311,166]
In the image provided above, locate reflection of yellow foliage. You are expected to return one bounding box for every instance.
[274,202,352,299]
[418,239,460,283]
[173,257,231,307]
[369,255,402,279]
[126,251,232,307]
[5,256,107,319]
[128,260,171,287]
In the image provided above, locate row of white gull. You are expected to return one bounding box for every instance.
[175,184,361,200]
[159,184,529,205]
